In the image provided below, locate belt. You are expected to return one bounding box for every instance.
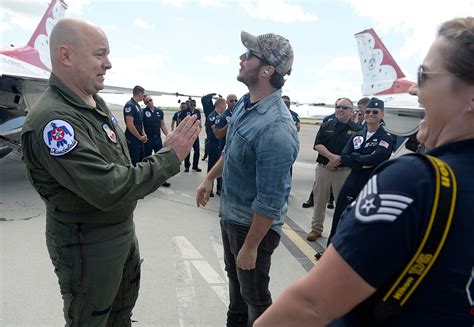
[318,163,350,170]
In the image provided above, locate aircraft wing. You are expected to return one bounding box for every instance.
[101,85,204,99]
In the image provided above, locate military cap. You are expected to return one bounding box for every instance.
[367,97,384,110]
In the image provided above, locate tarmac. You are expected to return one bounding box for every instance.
[0,105,336,326]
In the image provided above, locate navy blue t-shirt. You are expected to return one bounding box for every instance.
[215,109,233,148]
[178,108,201,123]
[142,107,164,137]
[205,110,220,149]
[123,98,143,135]
[332,139,474,326]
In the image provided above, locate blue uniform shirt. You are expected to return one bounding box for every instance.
[178,108,201,123]
[123,98,143,137]
[341,126,393,172]
[215,108,233,148]
[143,107,164,138]
[332,139,474,326]
[205,110,220,150]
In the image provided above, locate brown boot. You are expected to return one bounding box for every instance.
[306,230,321,241]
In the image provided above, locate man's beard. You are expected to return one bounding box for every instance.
[237,63,263,88]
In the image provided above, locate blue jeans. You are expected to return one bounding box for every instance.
[220,220,280,327]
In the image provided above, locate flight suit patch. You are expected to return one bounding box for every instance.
[42,119,78,156]
[109,112,119,126]
[102,124,117,143]
[353,136,364,150]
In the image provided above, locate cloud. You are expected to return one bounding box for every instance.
[199,0,226,7]
[160,0,225,7]
[65,0,91,16]
[345,0,474,60]
[0,0,91,33]
[203,55,230,65]
[134,18,155,30]
[160,0,186,7]
[241,0,317,23]
[319,56,361,75]
[0,11,12,34]
[106,54,167,89]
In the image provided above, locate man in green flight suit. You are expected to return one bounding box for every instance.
[21,18,200,326]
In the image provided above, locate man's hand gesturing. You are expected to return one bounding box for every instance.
[164,115,201,161]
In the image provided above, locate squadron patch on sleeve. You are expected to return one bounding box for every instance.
[124,106,131,113]
[145,111,151,118]
[43,119,78,156]
[355,175,413,223]
[353,136,364,149]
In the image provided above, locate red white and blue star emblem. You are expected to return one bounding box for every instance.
[42,119,78,156]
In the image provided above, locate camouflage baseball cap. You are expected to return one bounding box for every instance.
[241,31,294,76]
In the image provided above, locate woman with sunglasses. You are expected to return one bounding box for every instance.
[255,16,474,326]
[324,97,393,249]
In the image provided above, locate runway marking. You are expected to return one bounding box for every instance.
[210,236,228,282]
[282,222,319,263]
[172,236,228,326]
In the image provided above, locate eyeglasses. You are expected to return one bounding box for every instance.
[417,64,458,87]
[335,105,352,110]
[365,109,380,115]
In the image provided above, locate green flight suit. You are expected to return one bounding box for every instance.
[21,74,180,326]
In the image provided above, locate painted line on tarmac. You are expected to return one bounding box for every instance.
[281,216,326,271]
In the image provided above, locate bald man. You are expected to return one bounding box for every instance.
[21,19,200,326]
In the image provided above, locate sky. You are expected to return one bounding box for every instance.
[1,0,473,116]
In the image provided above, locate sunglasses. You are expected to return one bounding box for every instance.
[335,105,352,110]
[244,50,270,65]
[365,109,380,115]
[229,99,238,103]
[417,64,457,87]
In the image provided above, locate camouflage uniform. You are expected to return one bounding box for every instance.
[21,74,180,326]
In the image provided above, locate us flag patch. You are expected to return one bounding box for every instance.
[379,140,390,149]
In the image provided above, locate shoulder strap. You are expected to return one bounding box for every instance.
[374,154,457,321]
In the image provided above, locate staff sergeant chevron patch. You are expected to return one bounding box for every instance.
[355,175,414,223]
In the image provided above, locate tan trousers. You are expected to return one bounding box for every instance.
[311,164,350,233]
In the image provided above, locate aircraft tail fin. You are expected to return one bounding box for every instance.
[24,0,68,70]
[355,28,414,96]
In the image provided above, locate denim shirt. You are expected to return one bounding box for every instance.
[219,89,299,235]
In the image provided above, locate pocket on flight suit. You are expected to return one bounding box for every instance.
[46,220,90,325]
[111,238,143,311]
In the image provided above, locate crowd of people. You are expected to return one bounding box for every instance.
[20,15,474,327]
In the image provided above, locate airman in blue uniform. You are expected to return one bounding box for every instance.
[327,98,393,246]
[143,95,171,187]
[124,85,146,165]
